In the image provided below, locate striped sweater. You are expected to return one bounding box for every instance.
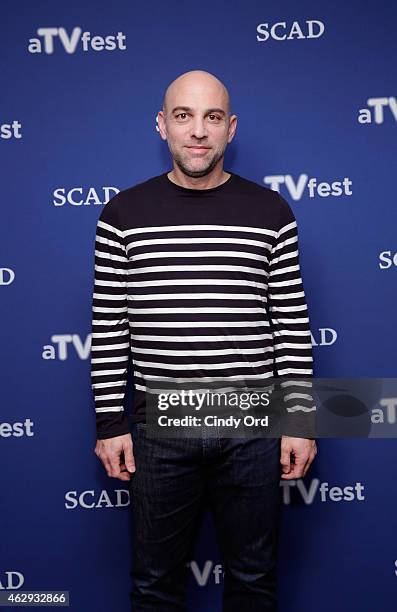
[90,171,314,439]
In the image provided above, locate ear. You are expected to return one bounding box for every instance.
[227,114,238,143]
[156,111,167,141]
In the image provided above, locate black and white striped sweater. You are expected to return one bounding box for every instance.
[90,171,314,439]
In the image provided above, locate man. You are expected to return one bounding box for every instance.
[91,69,317,611]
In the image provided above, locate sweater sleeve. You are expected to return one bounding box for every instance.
[267,193,316,435]
[90,196,131,439]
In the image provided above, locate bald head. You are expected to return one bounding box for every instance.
[157,69,238,180]
[162,70,231,117]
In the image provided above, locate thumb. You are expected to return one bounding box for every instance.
[280,444,291,474]
[124,444,136,473]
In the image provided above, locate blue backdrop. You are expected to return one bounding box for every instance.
[1,1,396,610]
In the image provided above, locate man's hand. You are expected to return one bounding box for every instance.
[280,436,317,479]
[94,433,136,481]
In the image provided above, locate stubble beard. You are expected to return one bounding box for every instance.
[170,142,227,179]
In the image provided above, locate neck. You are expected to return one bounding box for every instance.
[167,168,231,190]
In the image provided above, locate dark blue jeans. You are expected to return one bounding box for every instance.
[128,422,282,611]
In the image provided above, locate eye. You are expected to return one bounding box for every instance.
[176,113,188,120]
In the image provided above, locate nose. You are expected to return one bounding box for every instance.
[190,116,208,140]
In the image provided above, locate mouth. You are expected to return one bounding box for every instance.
[186,146,211,154]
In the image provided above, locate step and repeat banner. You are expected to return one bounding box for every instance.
[1,1,396,610]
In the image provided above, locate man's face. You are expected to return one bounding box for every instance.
[158,80,237,178]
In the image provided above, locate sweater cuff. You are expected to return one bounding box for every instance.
[96,411,131,440]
